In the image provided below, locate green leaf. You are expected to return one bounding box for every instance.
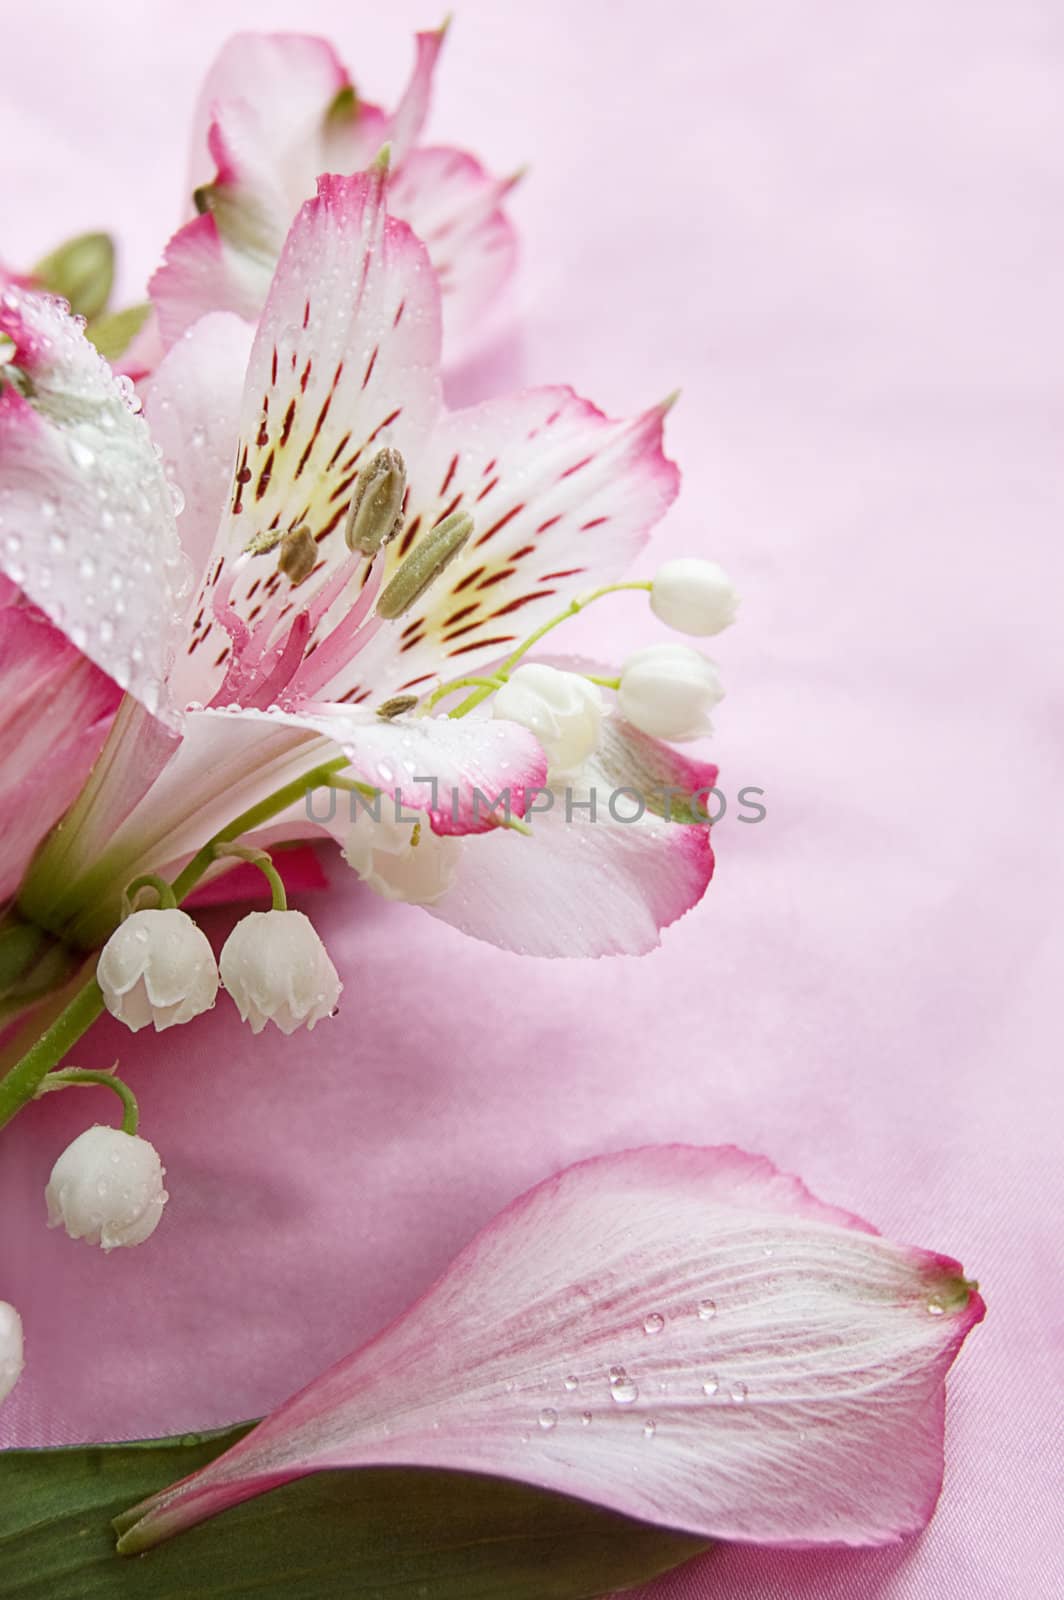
[85,303,151,363]
[32,232,114,320]
[0,1424,710,1599]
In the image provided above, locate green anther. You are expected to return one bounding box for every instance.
[376,510,474,620]
[345,447,407,555]
[243,527,284,557]
[376,694,420,720]
[277,525,317,586]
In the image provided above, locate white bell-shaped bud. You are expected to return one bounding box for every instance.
[492,663,603,774]
[343,812,462,905]
[219,910,342,1034]
[618,643,724,741]
[0,1301,24,1405]
[650,559,739,636]
[97,908,218,1032]
[45,1125,168,1250]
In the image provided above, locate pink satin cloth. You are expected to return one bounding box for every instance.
[0,3,1059,1597]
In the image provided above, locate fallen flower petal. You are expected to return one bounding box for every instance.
[115,1145,983,1554]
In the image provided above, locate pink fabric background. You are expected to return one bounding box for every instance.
[1,2,1061,1596]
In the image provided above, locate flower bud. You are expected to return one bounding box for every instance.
[45,1126,168,1250]
[0,1301,24,1406]
[97,908,219,1032]
[219,910,342,1034]
[343,813,462,905]
[492,663,602,774]
[650,559,738,637]
[617,643,724,741]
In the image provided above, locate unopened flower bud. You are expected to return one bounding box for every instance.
[97,908,219,1032]
[650,559,738,637]
[618,643,724,741]
[219,910,341,1034]
[343,812,462,905]
[492,663,602,774]
[376,511,474,619]
[345,447,407,555]
[277,524,317,585]
[0,1302,24,1406]
[45,1126,168,1250]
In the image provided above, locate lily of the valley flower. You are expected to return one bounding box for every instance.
[492,663,603,775]
[4,164,703,964]
[219,909,341,1034]
[114,1144,983,1554]
[46,1124,168,1250]
[97,907,219,1032]
[152,25,519,358]
[650,558,739,636]
[342,810,462,905]
[617,643,724,741]
[0,1301,23,1405]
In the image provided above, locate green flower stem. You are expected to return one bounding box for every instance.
[124,873,178,913]
[448,582,652,718]
[584,674,622,689]
[37,1067,140,1135]
[211,844,287,912]
[420,674,505,713]
[0,981,105,1132]
[0,756,350,1134]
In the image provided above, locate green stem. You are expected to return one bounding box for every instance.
[211,844,287,911]
[124,873,178,912]
[0,981,105,1132]
[0,755,350,1135]
[448,582,651,718]
[37,1067,139,1135]
[584,673,621,689]
[420,674,504,713]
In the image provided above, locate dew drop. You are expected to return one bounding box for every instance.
[643,1419,657,1439]
[563,1375,579,1392]
[538,1408,557,1431]
[609,1373,639,1406]
[729,1382,748,1404]
[643,1312,665,1335]
[926,1296,945,1316]
[67,437,95,470]
[580,1411,592,1426]
[702,1375,719,1396]
[696,1298,717,1321]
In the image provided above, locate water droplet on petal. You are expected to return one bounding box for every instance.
[697,1298,717,1321]
[702,1375,719,1396]
[643,1419,657,1439]
[643,1312,665,1335]
[729,1382,748,1404]
[538,1407,557,1431]
[927,1296,945,1316]
[563,1375,579,1392]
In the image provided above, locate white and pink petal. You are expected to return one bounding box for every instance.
[339,387,680,701]
[168,170,443,710]
[142,311,255,580]
[388,148,519,345]
[0,287,187,720]
[116,1144,984,1554]
[0,593,120,900]
[428,715,716,956]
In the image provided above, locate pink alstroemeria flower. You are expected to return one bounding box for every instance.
[152,25,518,359]
[114,1144,983,1554]
[2,167,710,959]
